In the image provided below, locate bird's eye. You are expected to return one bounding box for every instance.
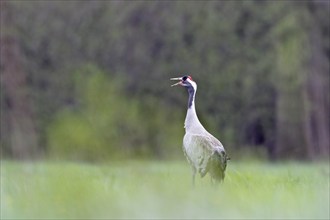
[182,76,188,81]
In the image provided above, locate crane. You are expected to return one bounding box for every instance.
[171,75,229,185]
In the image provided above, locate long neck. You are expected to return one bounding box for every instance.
[184,86,205,133]
[187,86,195,109]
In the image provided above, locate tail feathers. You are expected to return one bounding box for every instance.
[208,150,228,182]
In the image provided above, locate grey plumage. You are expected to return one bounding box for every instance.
[171,75,229,185]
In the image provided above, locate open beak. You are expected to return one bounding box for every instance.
[170,77,183,87]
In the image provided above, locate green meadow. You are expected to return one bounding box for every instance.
[1,160,329,219]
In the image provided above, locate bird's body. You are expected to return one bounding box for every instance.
[171,75,229,185]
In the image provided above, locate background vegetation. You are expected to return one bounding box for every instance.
[1,1,329,161]
[1,1,329,219]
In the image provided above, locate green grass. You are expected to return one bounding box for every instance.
[1,160,329,219]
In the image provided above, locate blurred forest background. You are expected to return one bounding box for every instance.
[1,0,329,162]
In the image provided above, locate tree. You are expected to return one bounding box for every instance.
[0,1,38,159]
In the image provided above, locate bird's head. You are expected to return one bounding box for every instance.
[170,75,197,91]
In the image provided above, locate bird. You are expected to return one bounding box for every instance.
[171,75,229,185]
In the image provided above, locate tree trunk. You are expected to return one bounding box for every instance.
[0,1,39,159]
[303,5,330,158]
[273,6,309,159]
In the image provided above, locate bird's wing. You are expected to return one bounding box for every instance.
[189,133,225,152]
[190,133,228,181]
[183,133,223,175]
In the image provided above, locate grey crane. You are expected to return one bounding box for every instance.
[171,75,229,185]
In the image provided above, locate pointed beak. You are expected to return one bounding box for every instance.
[170,77,182,87]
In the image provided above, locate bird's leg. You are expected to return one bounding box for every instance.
[192,167,196,187]
[192,174,195,187]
